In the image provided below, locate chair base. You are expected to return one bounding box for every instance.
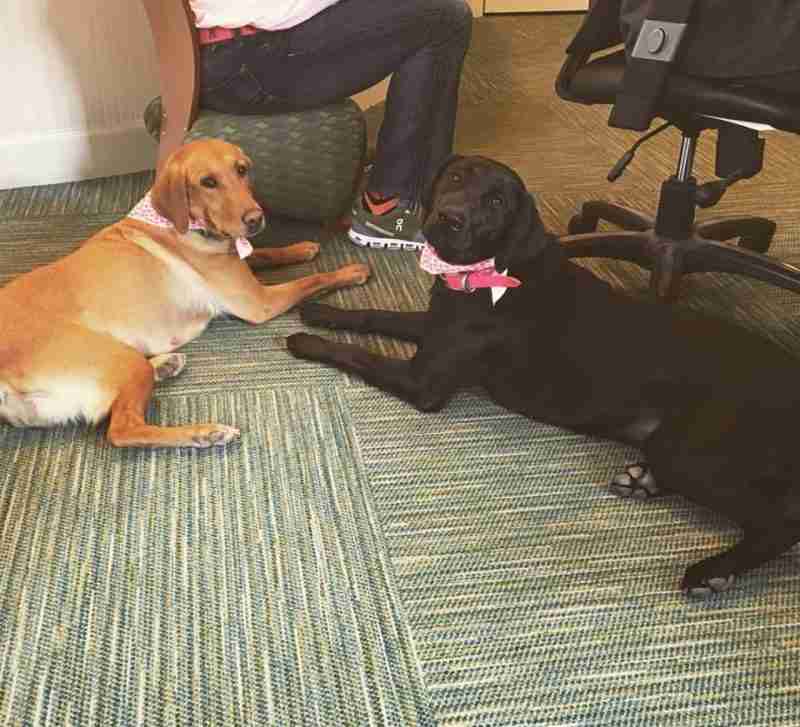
[561,201,800,301]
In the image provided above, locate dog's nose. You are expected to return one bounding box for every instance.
[243,208,265,236]
[438,209,465,232]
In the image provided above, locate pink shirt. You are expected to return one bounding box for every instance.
[189,0,340,31]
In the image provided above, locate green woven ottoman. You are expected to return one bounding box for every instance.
[145,97,366,223]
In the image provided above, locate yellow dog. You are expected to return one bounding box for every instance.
[0,139,369,447]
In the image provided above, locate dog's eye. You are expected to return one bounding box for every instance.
[450,173,462,184]
[201,176,218,189]
[236,164,249,177]
[490,196,504,208]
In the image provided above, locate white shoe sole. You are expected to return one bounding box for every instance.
[348,228,423,252]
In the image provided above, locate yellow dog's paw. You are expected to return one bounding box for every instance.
[294,241,320,261]
[339,263,371,286]
[190,424,240,448]
[149,353,187,382]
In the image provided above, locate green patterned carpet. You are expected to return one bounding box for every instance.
[3,12,800,727]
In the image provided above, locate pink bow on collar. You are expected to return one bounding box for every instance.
[419,243,521,294]
[127,192,254,260]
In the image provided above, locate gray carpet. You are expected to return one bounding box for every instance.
[3,12,800,727]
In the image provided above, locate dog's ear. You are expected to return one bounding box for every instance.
[422,154,464,211]
[150,156,190,234]
[494,191,549,272]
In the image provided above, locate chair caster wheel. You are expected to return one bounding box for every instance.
[738,235,772,254]
[568,214,597,234]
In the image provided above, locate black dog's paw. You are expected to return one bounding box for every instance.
[609,463,661,500]
[299,302,336,327]
[286,333,330,361]
[681,560,737,599]
[299,302,357,331]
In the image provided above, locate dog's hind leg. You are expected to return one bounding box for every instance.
[149,353,187,383]
[107,353,238,448]
[300,303,430,343]
[681,520,800,598]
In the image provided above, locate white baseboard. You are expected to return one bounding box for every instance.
[0,124,158,191]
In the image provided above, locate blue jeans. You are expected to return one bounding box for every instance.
[198,0,473,204]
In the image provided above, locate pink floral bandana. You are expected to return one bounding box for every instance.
[128,192,253,260]
[419,242,495,275]
[419,243,521,304]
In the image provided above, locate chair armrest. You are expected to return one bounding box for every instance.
[565,0,623,56]
[556,0,623,101]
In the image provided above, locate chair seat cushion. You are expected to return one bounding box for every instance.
[145,98,366,222]
[565,50,800,134]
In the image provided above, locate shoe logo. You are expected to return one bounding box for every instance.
[365,221,395,237]
[395,219,404,233]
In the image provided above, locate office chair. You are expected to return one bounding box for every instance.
[556,0,800,300]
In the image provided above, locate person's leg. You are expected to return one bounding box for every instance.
[198,0,472,248]
[278,0,473,203]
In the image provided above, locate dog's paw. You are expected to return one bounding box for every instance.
[300,302,356,330]
[287,333,330,361]
[681,571,737,599]
[681,554,738,598]
[190,424,240,448]
[149,353,187,382]
[338,263,370,286]
[293,240,320,261]
[609,463,660,500]
[300,302,335,327]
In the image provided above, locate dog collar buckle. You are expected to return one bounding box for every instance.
[441,272,476,293]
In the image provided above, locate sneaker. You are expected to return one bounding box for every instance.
[348,194,427,251]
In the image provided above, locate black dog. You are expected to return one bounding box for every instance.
[288,155,800,598]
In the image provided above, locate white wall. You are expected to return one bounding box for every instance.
[0,0,160,190]
[0,0,485,191]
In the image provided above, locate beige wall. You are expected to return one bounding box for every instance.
[483,1,587,11]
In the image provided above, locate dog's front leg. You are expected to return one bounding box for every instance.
[254,264,370,322]
[287,332,490,411]
[246,241,319,270]
[299,302,430,344]
[288,334,437,406]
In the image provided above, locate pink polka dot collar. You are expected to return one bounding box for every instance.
[128,192,253,259]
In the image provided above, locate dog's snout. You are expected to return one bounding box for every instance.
[438,209,465,232]
[243,208,265,235]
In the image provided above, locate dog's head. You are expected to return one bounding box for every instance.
[151,139,265,239]
[422,155,549,270]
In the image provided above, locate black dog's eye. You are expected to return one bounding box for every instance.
[236,163,249,177]
[450,172,462,184]
[201,176,218,189]
[490,196,504,208]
